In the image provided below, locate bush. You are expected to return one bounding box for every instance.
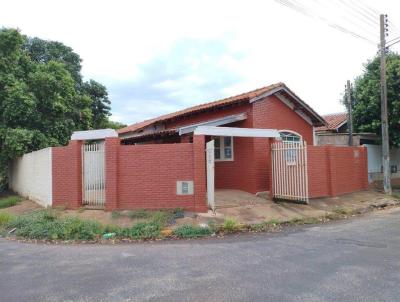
[173,225,212,238]
[121,222,161,239]
[0,196,22,209]
[222,218,239,233]
[0,212,14,227]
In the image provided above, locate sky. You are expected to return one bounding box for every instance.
[1,0,400,126]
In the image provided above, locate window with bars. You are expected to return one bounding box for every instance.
[279,131,302,164]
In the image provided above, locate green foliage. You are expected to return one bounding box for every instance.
[0,28,117,190]
[127,209,151,219]
[6,209,103,240]
[120,222,161,239]
[0,195,21,208]
[0,212,14,227]
[346,53,400,146]
[222,218,239,233]
[173,225,212,238]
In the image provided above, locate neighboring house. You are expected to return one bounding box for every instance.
[315,112,377,146]
[315,113,400,182]
[118,82,326,195]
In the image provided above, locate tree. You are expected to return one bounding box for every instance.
[0,28,118,189]
[347,53,400,146]
[82,80,111,129]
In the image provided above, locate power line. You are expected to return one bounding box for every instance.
[274,0,377,45]
[313,0,379,40]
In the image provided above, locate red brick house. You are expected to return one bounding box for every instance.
[10,82,369,212]
[117,82,326,196]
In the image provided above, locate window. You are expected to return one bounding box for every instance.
[279,131,302,164]
[280,131,301,142]
[213,136,233,161]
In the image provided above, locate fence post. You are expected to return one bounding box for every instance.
[105,137,120,211]
[193,135,208,212]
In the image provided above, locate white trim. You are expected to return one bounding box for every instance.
[335,120,348,132]
[213,136,234,162]
[178,113,247,135]
[72,129,118,140]
[249,87,325,126]
[279,129,303,139]
[312,127,317,146]
[194,126,281,138]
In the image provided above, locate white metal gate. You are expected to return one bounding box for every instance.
[82,142,105,206]
[206,140,215,211]
[271,140,309,203]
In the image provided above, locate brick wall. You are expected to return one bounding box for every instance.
[308,145,368,198]
[116,142,198,211]
[52,140,82,209]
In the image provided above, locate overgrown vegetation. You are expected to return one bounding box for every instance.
[0,196,21,209]
[222,218,239,233]
[173,225,213,238]
[111,208,184,223]
[0,212,14,227]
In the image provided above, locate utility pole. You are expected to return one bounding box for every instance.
[346,80,353,146]
[380,14,392,194]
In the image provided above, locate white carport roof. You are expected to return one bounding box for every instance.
[194,126,281,138]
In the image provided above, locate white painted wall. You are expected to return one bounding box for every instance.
[364,144,400,182]
[9,148,52,207]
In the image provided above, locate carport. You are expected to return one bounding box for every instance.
[194,126,281,211]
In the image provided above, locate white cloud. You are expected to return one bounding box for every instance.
[2,0,400,124]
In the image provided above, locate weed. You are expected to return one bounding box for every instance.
[111,211,122,219]
[0,212,14,227]
[173,225,212,238]
[332,207,351,215]
[77,207,85,213]
[0,196,21,209]
[128,209,151,219]
[121,222,161,239]
[222,218,239,233]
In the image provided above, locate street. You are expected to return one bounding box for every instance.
[1,208,400,302]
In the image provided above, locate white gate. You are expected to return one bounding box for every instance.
[206,140,215,211]
[82,142,105,206]
[271,141,309,203]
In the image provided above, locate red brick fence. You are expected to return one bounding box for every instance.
[9,136,368,212]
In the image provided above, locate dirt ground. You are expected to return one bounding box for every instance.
[1,189,399,228]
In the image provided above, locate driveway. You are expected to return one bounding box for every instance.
[1,208,400,302]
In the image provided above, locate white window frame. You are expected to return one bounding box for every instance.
[279,130,302,165]
[279,130,302,142]
[212,136,234,162]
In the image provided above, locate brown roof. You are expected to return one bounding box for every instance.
[316,112,348,132]
[118,82,325,135]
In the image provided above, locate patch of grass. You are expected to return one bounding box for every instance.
[286,217,320,225]
[249,219,281,232]
[222,218,239,233]
[0,212,14,227]
[127,209,151,219]
[120,222,161,239]
[173,225,212,238]
[332,207,352,215]
[111,210,122,219]
[392,192,400,200]
[6,209,103,240]
[0,196,21,209]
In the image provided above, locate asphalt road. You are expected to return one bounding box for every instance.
[1,208,400,302]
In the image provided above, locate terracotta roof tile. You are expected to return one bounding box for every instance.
[118,82,325,135]
[316,112,348,132]
[118,83,284,134]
